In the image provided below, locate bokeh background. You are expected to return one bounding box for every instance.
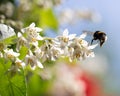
[0,0,120,96]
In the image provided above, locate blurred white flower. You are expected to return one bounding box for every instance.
[38,68,52,80]
[59,8,102,24]
[37,0,53,9]
[59,8,75,24]
[51,63,86,96]
[0,2,14,17]
[25,50,43,70]
[77,9,102,23]
[37,0,62,8]
[80,54,108,76]
[19,0,32,11]
[4,49,20,61]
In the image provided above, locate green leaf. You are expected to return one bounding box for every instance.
[27,72,51,96]
[0,58,27,96]
[1,35,17,45]
[39,9,59,31]
[19,46,28,60]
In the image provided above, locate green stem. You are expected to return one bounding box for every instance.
[22,69,27,96]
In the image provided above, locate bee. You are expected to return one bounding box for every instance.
[83,30,107,47]
[91,31,107,47]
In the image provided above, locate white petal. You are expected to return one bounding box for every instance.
[88,43,98,49]
[79,32,87,39]
[63,29,69,36]
[17,32,22,37]
[69,34,76,40]
[81,40,88,46]
[37,60,44,68]
[32,41,38,47]
[14,52,20,57]
[28,50,33,56]
[37,35,43,40]
[51,56,56,61]
[35,28,43,32]
[21,28,25,33]
[30,22,35,28]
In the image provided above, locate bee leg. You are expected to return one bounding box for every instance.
[91,39,94,45]
[100,40,104,47]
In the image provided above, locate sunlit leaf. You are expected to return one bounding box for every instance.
[0,58,27,96]
[39,9,59,31]
[0,35,16,45]
[19,46,28,60]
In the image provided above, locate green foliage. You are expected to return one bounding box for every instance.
[27,72,52,96]
[22,5,58,32]
[0,1,60,96]
[1,35,16,45]
[0,58,26,96]
[39,8,59,31]
[19,46,28,60]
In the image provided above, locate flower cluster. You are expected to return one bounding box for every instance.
[1,23,98,71]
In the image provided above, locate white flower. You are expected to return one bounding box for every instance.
[25,50,43,70]
[8,58,26,73]
[4,49,20,61]
[79,32,87,39]
[56,29,76,47]
[16,32,29,51]
[68,33,98,61]
[21,23,43,33]
[54,29,76,55]
[59,9,75,24]
[49,46,62,61]
[34,47,43,59]
[15,58,26,69]
[38,39,63,62]
[21,23,43,45]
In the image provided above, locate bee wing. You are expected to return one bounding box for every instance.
[0,24,15,40]
[82,30,94,35]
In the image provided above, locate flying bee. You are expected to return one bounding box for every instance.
[83,30,107,47]
[91,31,107,47]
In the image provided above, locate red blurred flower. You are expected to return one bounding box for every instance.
[76,72,105,96]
